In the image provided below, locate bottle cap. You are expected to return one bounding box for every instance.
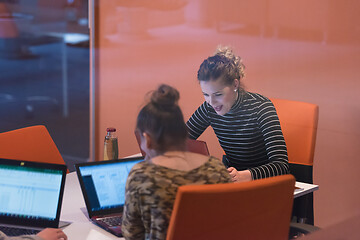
[106,127,116,132]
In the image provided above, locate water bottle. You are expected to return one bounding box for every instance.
[103,127,118,160]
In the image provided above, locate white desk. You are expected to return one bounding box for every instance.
[61,172,319,239]
[294,181,319,198]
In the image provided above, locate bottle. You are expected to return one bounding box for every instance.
[103,127,118,160]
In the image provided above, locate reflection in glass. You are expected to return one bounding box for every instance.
[0,0,90,171]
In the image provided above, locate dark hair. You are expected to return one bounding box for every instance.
[136,84,188,153]
[197,46,245,86]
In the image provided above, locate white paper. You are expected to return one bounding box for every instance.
[86,229,113,240]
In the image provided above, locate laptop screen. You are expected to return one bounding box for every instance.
[77,157,144,214]
[0,159,67,228]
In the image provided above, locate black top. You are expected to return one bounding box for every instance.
[186,91,289,179]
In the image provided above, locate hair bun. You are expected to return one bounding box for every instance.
[215,45,236,60]
[151,84,180,110]
[214,45,246,79]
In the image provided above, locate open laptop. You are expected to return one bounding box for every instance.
[75,156,144,237]
[0,158,67,236]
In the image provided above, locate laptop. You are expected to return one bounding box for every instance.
[0,158,67,236]
[75,156,144,237]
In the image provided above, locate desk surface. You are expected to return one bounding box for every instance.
[61,171,319,239]
[294,181,319,198]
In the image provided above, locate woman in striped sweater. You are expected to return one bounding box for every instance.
[186,46,289,182]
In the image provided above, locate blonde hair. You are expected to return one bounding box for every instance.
[214,45,246,80]
[197,46,246,88]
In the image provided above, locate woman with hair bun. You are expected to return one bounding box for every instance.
[187,46,289,182]
[121,84,231,240]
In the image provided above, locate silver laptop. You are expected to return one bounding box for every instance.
[0,158,67,236]
[75,156,144,237]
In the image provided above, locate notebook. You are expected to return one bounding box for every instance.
[0,158,67,236]
[75,156,144,237]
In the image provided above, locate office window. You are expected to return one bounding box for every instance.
[0,0,89,171]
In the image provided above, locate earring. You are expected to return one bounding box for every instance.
[234,89,237,92]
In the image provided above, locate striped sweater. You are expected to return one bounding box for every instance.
[186,91,289,180]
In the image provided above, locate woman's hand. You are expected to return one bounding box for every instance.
[227,167,252,182]
[37,228,67,240]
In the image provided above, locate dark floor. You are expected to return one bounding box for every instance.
[0,37,89,172]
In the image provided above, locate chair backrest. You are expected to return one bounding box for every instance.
[135,131,210,156]
[270,98,319,166]
[185,139,210,156]
[166,174,296,240]
[0,125,66,167]
[270,99,319,225]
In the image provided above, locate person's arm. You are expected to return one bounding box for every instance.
[121,170,145,240]
[0,233,40,240]
[0,231,42,240]
[36,229,67,240]
[0,228,66,240]
[186,103,210,139]
[228,167,252,182]
[249,100,289,180]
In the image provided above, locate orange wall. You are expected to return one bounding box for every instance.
[93,0,360,227]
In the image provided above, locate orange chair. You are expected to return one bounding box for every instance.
[166,175,296,240]
[0,125,67,171]
[270,98,319,225]
[135,131,210,156]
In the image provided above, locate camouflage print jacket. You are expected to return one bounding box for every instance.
[122,157,232,240]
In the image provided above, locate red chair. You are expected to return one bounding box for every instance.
[185,138,209,156]
[0,125,68,171]
[135,131,210,156]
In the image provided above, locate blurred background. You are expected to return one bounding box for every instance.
[93,0,360,229]
[0,0,89,168]
[1,0,359,229]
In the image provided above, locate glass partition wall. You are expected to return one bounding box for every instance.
[91,0,360,229]
[0,0,90,171]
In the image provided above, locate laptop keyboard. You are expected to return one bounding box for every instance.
[0,226,40,236]
[97,216,122,227]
